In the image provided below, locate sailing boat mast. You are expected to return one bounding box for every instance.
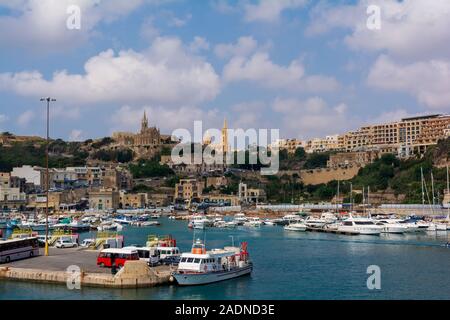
[431,170,436,206]
[421,167,425,216]
[447,165,449,221]
[336,180,340,214]
[362,186,365,215]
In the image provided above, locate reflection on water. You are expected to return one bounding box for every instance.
[1,218,450,300]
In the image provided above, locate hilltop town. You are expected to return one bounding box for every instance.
[1,113,450,213]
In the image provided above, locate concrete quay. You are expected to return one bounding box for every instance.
[0,248,172,288]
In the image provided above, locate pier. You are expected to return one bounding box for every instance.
[0,248,172,288]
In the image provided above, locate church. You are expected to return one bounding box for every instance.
[112,111,162,148]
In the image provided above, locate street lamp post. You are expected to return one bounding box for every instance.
[40,97,56,256]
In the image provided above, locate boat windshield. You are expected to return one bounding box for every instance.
[355,221,375,225]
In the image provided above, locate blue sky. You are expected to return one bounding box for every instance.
[0,0,449,142]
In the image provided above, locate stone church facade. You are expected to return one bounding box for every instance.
[112,112,172,159]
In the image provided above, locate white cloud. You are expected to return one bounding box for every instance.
[272,97,354,139]
[69,129,84,141]
[368,55,450,109]
[0,0,165,52]
[0,37,221,106]
[244,0,307,23]
[307,0,450,60]
[189,37,210,53]
[140,17,160,41]
[211,0,238,14]
[167,13,192,27]
[230,101,269,129]
[110,105,221,136]
[366,109,418,126]
[214,36,259,59]
[17,110,34,126]
[223,52,339,92]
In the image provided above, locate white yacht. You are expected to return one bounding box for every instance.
[282,214,302,224]
[213,220,227,228]
[435,222,448,231]
[243,217,263,227]
[170,239,252,286]
[234,213,247,225]
[263,219,276,226]
[304,216,327,228]
[375,220,408,234]
[284,222,307,232]
[191,215,211,229]
[338,216,382,235]
[320,212,338,223]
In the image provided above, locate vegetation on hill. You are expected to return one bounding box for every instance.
[92,149,134,163]
[128,160,174,178]
[0,140,88,171]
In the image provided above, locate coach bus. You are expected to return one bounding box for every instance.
[0,237,39,263]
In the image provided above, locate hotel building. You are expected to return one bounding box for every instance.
[304,114,450,157]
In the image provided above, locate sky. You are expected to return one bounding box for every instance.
[0,0,449,143]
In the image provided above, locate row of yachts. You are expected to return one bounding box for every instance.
[0,212,163,233]
[188,212,450,236]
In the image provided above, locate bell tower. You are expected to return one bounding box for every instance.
[141,111,148,132]
[221,118,229,154]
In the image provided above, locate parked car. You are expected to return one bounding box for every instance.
[55,238,78,248]
[160,255,181,266]
[80,239,95,248]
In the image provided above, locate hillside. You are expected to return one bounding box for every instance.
[0,134,133,171]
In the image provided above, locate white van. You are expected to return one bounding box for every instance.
[123,246,159,266]
[55,238,78,248]
[156,246,181,259]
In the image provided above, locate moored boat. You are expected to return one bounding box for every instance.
[170,239,252,286]
[284,222,307,232]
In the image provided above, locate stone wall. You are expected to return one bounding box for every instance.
[0,261,171,288]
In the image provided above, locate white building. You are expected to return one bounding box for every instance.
[11,165,43,187]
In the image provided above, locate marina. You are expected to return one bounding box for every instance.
[1,213,450,299]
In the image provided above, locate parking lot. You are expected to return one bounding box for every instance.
[2,247,111,274]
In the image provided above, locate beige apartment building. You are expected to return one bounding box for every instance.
[174,179,205,202]
[306,114,450,157]
[276,139,305,153]
[0,172,10,188]
[88,189,120,210]
[119,191,148,209]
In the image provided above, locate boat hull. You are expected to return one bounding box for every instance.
[172,264,253,286]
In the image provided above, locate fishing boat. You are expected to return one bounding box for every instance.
[170,239,252,286]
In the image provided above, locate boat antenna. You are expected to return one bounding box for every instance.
[229,235,234,247]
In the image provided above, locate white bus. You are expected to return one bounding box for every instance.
[0,237,40,263]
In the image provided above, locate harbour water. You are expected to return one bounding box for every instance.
[1,217,450,300]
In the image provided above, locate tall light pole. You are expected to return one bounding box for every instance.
[40,97,55,256]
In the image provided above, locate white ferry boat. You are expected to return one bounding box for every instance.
[170,239,252,286]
